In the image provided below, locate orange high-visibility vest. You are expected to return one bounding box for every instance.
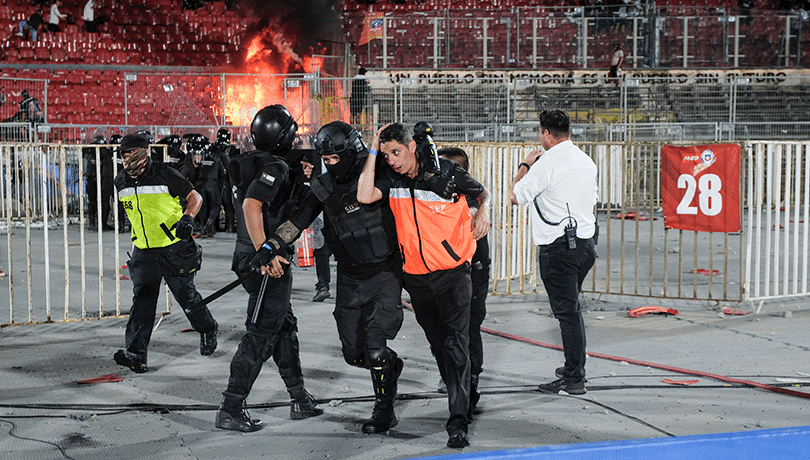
[388,186,475,275]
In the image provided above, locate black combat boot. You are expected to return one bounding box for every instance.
[362,355,403,434]
[288,383,324,420]
[215,394,263,432]
[199,321,218,356]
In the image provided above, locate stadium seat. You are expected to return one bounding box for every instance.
[18,40,34,61]
[51,47,66,63]
[66,70,84,85]
[113,50,129,64]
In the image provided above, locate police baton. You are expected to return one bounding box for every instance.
[251,273,270,324]
[185,269,258,313]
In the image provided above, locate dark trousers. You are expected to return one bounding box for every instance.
[469,241,490,378]
[314,244,332,290]
[125,244,217,362]
[225,250,304,400]
[220,182,235,231]
[332,269,403,367]
[198,185,220,233]
[404,263,472,434]
[537,236,596,381]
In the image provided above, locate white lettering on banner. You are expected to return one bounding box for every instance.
[676,173,723,217]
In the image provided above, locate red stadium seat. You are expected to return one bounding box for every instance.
[113,50,129,64]
[19,48,35,62]
[51,46,66,63]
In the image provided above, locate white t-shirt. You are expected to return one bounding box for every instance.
[83,0,94,21]
[50,4,66,25]
[513,139,598,246]
[612,49,624,67]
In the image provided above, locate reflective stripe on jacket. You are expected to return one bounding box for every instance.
[388,186,475,275]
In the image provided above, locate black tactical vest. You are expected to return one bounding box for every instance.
[320,179,395,267]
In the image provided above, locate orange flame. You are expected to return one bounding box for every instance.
[218,32,329,137]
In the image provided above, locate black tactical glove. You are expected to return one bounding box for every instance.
[175,214,195,239]
[249,238,283,271]
[423,173,455,199]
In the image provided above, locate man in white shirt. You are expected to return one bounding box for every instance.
[609,43,624,85]
[48,0,66,32]
[510,109,597,395]
[83,0,96,33]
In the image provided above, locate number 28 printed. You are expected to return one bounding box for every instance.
[676,173,722,216]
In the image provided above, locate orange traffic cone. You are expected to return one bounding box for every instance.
[296,228,315,267]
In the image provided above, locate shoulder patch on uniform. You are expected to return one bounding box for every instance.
[260,172,276,186]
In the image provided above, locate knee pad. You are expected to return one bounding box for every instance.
[365,345,393,369]
[342,350,367,369]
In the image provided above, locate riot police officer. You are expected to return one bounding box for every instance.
[156,134,185,170]
[260,121,405,434]
[112,133,219,374]
[82,135,114,231]
[215,105,322,432]
[182,135,225,237]
[213,128,239,232]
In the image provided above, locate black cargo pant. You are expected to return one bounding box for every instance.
[223,249,304,401]
[404,263,472,435]
[125,243,217,363]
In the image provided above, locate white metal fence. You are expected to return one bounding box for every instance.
[744,142,810,312]
[461,140,808,307]
[1,139,809,327]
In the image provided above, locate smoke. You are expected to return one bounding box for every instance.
[233,0,344,72]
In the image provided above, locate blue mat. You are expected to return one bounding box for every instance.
[418,426,810,460]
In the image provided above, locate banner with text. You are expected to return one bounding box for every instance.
[660,144,741,233]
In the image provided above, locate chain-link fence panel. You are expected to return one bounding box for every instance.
[123,72,222,127]
[0,76,48,141]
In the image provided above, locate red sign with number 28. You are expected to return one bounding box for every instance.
[660,144,741,233]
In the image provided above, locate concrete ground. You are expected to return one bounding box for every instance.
[1,230,809,460]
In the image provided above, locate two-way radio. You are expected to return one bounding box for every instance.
[532,199,578,249]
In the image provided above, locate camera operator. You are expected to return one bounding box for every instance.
[509,109,597,395]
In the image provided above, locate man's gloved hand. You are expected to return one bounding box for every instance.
[175,214,195,239]
[249,241,277,271]
[423,173,455,199]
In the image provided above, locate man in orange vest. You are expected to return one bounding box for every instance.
[357,122,490,449]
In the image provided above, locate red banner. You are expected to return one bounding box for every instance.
[660,144,741,233]
[357,12,385,47]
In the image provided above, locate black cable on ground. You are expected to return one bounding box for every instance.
[0,418,77,460]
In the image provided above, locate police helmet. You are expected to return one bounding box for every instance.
[109,134,123,145]
[216,128,231,149]
[21,90,29,99]
[314,121,368,183]
[90,135,106,145]
[157,135,182,149]
[133,129,154,144]
[250,105,298,153]
[186,135,208,164]
[186,134,209,152]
